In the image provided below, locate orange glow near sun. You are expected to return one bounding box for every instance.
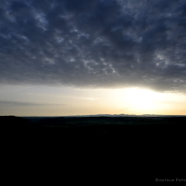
[112,88,186,115]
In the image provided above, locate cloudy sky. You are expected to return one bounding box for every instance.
[1,0,186,116]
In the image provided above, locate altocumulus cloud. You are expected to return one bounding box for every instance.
[1,0,186,91]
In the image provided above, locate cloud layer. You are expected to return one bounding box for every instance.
[1,0,186,91]
[0,100,65,106]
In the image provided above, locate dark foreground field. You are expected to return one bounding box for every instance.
[1,116,186,184]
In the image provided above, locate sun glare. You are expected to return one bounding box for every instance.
[113,88,165,114]
[124,88,161,110]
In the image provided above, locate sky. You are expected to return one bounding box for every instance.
[0,0,186,116]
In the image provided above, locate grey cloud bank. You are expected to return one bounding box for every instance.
[1,0,186,91]
[0,100,65,106]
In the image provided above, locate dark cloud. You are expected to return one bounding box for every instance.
[0,100,65,106]
[1,0,186,91]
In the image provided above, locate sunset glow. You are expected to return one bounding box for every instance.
[0,84,186,116]
[1,0,186,116]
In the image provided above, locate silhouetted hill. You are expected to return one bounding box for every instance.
[1,116,186,184]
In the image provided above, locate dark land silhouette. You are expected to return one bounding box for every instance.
[1,115,186,184]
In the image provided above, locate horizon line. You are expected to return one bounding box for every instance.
[1,114,186,117]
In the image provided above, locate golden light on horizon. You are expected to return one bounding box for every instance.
[123,88,160,111]
[112,88,186,115]
[0,85,186,116]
